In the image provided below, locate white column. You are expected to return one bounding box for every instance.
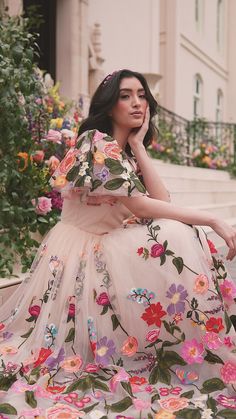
[227,0,236,123]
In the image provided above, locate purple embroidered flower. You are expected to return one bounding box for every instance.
[166,284,188,315]
[45,347,65,369]
[95,336,116,366]
[96,167,110,182]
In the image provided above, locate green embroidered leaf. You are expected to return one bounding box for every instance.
[151,393,160,403]
[218,409,236,418]
[0,403,17,415]
[65,327,75,343]
[207,396,217,413]
[67,164,80,181]
[156,364,171,385]
[104,178,126,190]
[165,250,175,256]
[149,365,159,384]
[160,254,166,266]
[110,396,133,412]
[105,158,125,174]
[132,177,146,193]
[162,350,187,367]
[121,381,134,397]
[225,311,232,333]
[91,179,103,191]
[0,375,17,391]
[74,175,85,187]
[111,313,119,331]
[26,316,36,322]
[163,240,168,250]
[172,257,184,274]
[145,338,162,348]
[176,408,201,419]
[101,305,109,315]
[163,320,172,334]
[65,376,93,393]
[204,349,224,365]
[147,414,154,419]
[20,327,34,339]
[25,390,37,408]
[82,402,100,414]
[200,378,225,394]
[93,380,110,392]
[180,390,194,399]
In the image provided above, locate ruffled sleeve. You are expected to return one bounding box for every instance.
[50,129,146,197]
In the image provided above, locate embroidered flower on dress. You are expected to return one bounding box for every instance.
[181,339,204,364]
[121,336,138,357]
[158,397,189,412]
[219,279,236,302]
[145,328,160,343]
[175,368,199,385]
[205,317,224,333]
[60,355,83,373]
[95,336,116,366]
[216,394,236,409]
[141,302,167,327]
[166,284,188,315]
[220,361,236,384]
[202,331,223,350]
[127,288,155,306]
[193,274,209,294]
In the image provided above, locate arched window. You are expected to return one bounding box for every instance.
[216,0,224,49]
[193,74,203,118]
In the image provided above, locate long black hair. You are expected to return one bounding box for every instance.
[78,69,158,156]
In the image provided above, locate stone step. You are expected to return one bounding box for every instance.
[163,177,236,193]
[171,192,236,206]
[189,202,236,218]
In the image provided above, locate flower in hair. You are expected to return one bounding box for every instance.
[102,71,118,85]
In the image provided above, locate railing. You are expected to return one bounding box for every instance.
[149,105,236,171]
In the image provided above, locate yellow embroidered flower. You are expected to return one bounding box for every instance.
[93,151,105,165]
[53,175,68,189]
[155,410,176,419]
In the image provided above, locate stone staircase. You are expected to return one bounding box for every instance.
[1,160,236,304]
[152,160,236,248]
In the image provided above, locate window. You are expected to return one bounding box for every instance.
[195,0,199,22]
[216,0,224,49]
[216,89,223,122]
[195,0,204,31]
[193,75,203,118]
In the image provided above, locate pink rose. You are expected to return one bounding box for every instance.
[133,398,151,411]
[145,328,160,343]
[68,303,75,318]
[96,292,110,306]
[150,243,165,258]
[32,150,45,163]
[221,361,236,384]
[93,130,106,142]
[32,197,52,215]
[46,129,62,143]
[84,363,99,373]
[46,156,60,172]
[29,305,41,318]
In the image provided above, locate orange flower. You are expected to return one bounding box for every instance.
[129,376,147,385]
[59,150,77,174]
[193,274,209,294]
[93,150,105,165]
[121,336,138,357]
[17,152,30,172]
[53,175,68,189]
[0,345,18,355]
[104,143,122,160]
[60,355,83,373]
[46,385,66,394]
[159,397,189,412]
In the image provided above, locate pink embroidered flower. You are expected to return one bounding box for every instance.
[84,363,99,373]
[93,130,106,142]
[159,387,182,396]
[46,403,85,418]
[220,361,236,384]
[46,155,60,172]
[137,247,144,256]
[181,339,204,364]
[202,332,223,350]
[0,345,18,355]
[133,398,151,411]
[219,280,236,302]
[175,368,199,385]
[158,397,189,412]
[32,197,52,215]
[60,355,83,373]
[173,313,183,324]
[145,328,160,343]
[150,243,165,258]
[68,303,75,318]
[46,129,62,143]
[28,304,41,318]
[104,143,122,160]
[96,292,110,306]
[59,149,77,174]
[110,368,129,392]
[0,323,5,332]
[224,337,234,348]
[193,274,209,294]
[216,394,236,409]
[207,239,217,254]
[121,336,138,357]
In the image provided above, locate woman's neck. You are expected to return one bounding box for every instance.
[112,126,130,150]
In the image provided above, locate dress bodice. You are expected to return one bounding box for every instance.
[60,191,131,235]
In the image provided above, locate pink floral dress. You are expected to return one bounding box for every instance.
[0,129,236,418]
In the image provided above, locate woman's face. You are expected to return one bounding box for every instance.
[110,77,148,131]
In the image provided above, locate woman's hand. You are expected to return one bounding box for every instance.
[211,219,236,260]
[127,107,150,151]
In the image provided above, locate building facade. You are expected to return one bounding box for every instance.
[2,0,236,122]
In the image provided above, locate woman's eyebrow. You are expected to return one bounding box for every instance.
[119,88,145,92]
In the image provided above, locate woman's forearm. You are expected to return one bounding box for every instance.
[131,144,170,202]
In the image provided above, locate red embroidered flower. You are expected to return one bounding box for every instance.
[33,347,53,368]
[206,317,224,334]
[150,243,165,258]
[28,305,41,318]
[207,239,217,254]
[129,376,147,386]
[141,303,167,327]
[46,385,66,394]
[137,247,144,256]
[96,292,110,306]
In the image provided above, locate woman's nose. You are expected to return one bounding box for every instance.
[132,95,141,106]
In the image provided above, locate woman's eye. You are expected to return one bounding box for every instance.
[139,94,146,99]
[120,95,129,99]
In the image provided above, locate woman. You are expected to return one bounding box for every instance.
[1,69,236,418]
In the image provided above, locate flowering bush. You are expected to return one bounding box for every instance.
[191,142,229,169]
[0,14,82,277]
